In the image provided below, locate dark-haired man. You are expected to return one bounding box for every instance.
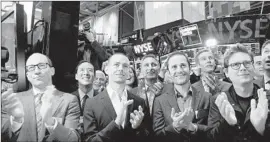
[208,44,270,142]
[153,51,211,142]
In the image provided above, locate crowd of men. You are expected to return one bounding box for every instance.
[2,40,270,142]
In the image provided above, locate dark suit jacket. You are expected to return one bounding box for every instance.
[83,89,149,142]
[72,89,99,115]
[207,83,270,142]
[1,89,81,142]
[192,80,231,96]
[153,84,211,142]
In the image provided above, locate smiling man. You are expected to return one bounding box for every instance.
[153,51,210,142]
[93,70,106,92]
[1,53,80,142]
[193,49,230,95]
[208,44,270,142]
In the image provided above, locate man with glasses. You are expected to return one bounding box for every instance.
[208,44,270,142]
[2,53,81,141]
[193,49,230,95]
[153,51,211,142]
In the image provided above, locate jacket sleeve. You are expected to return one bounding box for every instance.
[207,95,238,142]
[45,95,81,142]
[91,41,109,62]
[152,97,188,138]
[83,99,122,142]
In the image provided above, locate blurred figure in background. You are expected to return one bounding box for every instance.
[193,49,230,95]
[190,66,201,84]
[126,67,138,91]
[253,55,264,80]
[93,70,106,93]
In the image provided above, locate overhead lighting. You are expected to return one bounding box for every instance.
[206,38,217,47]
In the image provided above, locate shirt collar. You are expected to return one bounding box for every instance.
[174,86,193,98]
[106,85,127,100]
[78,88,94,100]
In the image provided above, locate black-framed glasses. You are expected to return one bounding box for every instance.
[26,63,51,72]
[228,61,253,70]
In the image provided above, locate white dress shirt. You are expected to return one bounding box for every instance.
[107,85,128,128]
[145,85,155,115]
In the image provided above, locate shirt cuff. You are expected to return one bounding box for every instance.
[44,117,58,133]
[10,116,24,132]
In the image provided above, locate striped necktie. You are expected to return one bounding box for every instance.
[35,93,45,142]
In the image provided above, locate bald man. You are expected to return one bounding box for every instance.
[1,53,81,141]
[93,70,106,92]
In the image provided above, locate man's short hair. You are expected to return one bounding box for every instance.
[107,53,127,65]
[223,44,254,68]
[167,51,190,68]
[262,40,270,49]
[194,49,213,65]
[141,54,158,63]
[75,60,95,74]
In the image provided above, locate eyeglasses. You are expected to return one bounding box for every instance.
[26,63,51,72]
[228,61,253,70]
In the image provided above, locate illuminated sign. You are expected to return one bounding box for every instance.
[133,42,154,56]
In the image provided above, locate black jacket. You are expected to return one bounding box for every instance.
[207,83,270,142]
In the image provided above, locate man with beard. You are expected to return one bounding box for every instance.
[83,53,148,142]
[193,49,230,95]
[93,70,106,92]
[255,40,270,89]
[153,51,211,142]
[208,45,270,142]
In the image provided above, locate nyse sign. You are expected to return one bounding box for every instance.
[133,42,155,56]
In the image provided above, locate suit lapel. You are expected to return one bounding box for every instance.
[20,90,37,141]
[51,90,64,116]
[191,86,202,111]
[164,84,181,113]
[100,90,117,120]
[125,91,134,128]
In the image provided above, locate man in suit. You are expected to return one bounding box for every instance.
[1,53,80,141]
[83,53,148,142]
[208,44,270,142]
[72,60,99,137]
[153,51,211,142]
[193,49,230,95]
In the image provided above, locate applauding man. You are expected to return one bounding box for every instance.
[208,44,270,142]
[1,53,80,141]
[193,49,230,95]
[153,51,211,142]
[83,53,148,142]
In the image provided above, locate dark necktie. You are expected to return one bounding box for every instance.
[144,88,150,112]
[81,95,88,115]
[34,93,45,142]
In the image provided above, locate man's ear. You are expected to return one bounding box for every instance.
[105,65,109,75]
[50,67,55,76]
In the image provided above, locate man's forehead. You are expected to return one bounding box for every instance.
[142,57,158,64]
[109,54,129,64]
[169,55,188,65]
[254,56,262,61]
[263,44,270,50]
[78,62,93,68]
[26,53,48,65]
[229,52,250,63]
[199,51,213,57]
